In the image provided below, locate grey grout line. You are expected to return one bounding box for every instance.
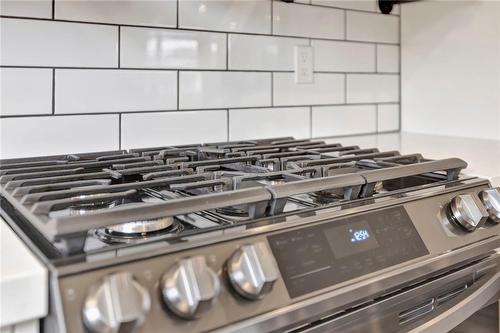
[118,114,122,149]
[225,33,229,70]
[309,107,313,139]
[0,65,400,76]
[312,130,394,141]
[176,0,179,29]
[375,44,378,73]
[375,104,379,133]
[270,0,273,35]
[344,74,347,103]
[0,15,401,47]
[270,72,274,107]
[282,0,401,17]
[117,26,121,68]
[343,9,347,40]
[226,109,230,141]
[176,70,180,110]
[398,10,402,132]
[0,102,401,119]
[51,68,55,114]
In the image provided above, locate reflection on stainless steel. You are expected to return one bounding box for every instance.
[161,256,220,319]
[227,242,279,300]
[479,188,500,223]
[447,193,489,231]
[82,272,150,333]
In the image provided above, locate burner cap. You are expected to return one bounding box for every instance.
[68,198,117,216]
[216,206,248,217]
[106,216,174,235]
[215,205,252,222]
[95,217,182,244]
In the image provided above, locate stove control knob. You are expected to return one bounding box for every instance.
[479,188,500,223]
[82,272,150,333]
[161,256,220,319]
[447,193,488,231]
[227,242,279,300]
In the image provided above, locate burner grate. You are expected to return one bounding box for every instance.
[0,137,468,253]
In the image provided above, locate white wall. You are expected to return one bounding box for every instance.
[401,0,500,140]
[0,0,401,159]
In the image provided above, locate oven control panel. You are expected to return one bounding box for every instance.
[267,207,429,298]
[58,185,500,333]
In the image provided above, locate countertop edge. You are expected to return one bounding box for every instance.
[0,220,48,327]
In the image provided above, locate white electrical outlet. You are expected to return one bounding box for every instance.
[294,45,314,84]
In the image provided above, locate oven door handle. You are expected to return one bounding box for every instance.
[409,271,500,333]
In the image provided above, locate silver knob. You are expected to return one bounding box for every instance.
[227,242,279,300]
[161,256,220,319]
[82,272,150,333]
[447,193,488,231]
[479,188,500,223]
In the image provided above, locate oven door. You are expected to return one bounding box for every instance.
[291,258,500,333]
[216,254,499,333]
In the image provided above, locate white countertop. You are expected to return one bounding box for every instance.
[328,132,500,186]
[0,131,498,328]
[0,219,47,328]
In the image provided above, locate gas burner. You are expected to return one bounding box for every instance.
[68,199,117,216]
[107,215,174,234]
[311,191,344,205]
[215,206,250,221]
[95,217,183,244]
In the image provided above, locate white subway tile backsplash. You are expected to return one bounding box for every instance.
[273,1,344,39]
[312,40,375,72]
[179,71,271,109]
[121,110,227,148]
[273,73,344,106]
[229,34,308,71]
[179,0,271,34]
[229,107,309,140]
[346,11,399,43]
[376,44,399,73]
[55,69,177,113]
[120,27,226,69]
[0,115,119,158]
[0,68,52,116]
[312,0,376,12]
[312,105,376,137]
[0,18,117,67]
[377,104,399,131]
[347,74,399,103]
[0,0,400,155]
[55,0,176,27]
[0,0,52,18]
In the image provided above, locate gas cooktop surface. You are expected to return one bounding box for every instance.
[0,137,476,265]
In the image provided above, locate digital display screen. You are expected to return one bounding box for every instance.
[267,207,429,298]
[323,221,380,259]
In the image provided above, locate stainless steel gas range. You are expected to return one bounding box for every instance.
[1,137,499,333]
